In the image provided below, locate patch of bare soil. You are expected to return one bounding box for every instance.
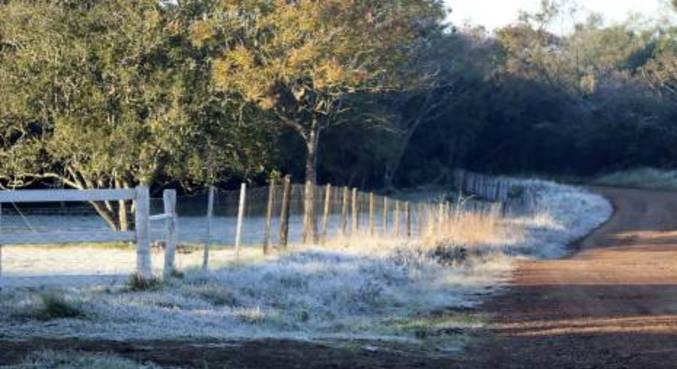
[464,187,677,369]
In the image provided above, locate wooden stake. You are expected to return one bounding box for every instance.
[351,188,358,235]
[405,202,412,238]
[438,201,444,235]
[278,175,292,250]
[263,179,276,254]
[369,192,375,236]
[203,186,214,270]
[382,196,388,235]
[340,186,349,236]
[394,200,400,237]
[234,182,246,257]
[321,184,331,242]
[163,189,178,279]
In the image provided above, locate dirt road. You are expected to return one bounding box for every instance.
[469,186,677,368]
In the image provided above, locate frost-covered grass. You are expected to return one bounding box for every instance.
[10,291,86,321]
[0,178,611,347]
[2,351,166,369]
[593,167,677,191]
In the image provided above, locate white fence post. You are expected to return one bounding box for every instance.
[234,183,246,257]
[163,189,178,278]
[203,186,215,270]
[135,186,152,280]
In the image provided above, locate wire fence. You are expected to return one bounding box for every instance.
[0,170,539,285]
[0,170,534,248]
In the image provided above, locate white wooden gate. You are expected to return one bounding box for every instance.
[0,186,178,284]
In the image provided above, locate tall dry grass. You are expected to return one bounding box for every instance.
[321,202,522,254]
[419,204,523,251]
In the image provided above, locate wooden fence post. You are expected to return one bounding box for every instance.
[438,201,444,235]
[340,186,349,236]
[163,189,178,278]
[351,188,358,235]
[135,186,152,280]
[382,196,388,235]
[263,179,276,254]
[405,202,412,238]
[203,186,214,270]
[234,182,246,257]
[394,200,400,237]
[321,184,331,242]
[418,204,426,238]
[278,175,292,250]
[369,192,375,236]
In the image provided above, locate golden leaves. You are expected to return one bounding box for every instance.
[213,47,277,109]
[211,58,232,90]
[207,0,443,107]
[212,46,256,89]
[314,59,346,90]
[189,20,215,47]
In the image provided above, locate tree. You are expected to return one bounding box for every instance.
[0,0,270,230]
[381,29,493,189]
[197,0,446,242]
[643,30,677,101]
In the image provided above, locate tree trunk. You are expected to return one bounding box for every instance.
[115,178,129,232]
[302,123,320,244]
[383,126,418,190]
[89,201,119,230]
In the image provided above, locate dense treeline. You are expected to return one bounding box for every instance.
[1,0,676,230]
[350,1,677,187]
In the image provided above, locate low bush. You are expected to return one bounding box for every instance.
[126,274,163,292]
[12,292,86,321]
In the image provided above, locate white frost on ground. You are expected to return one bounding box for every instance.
[0,179,612,343]
[2,350,168,369]
[507,179,612,259]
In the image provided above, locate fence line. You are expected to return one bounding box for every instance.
[0,170,536,279]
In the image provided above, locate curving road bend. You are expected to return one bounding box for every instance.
[470,187,677,369]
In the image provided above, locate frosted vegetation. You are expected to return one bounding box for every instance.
[0,179,612,345]
[1,351,167,369]
[594,167,677,191]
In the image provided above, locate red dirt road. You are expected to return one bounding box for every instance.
[470,187,677,368]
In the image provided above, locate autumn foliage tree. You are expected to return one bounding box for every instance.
[193,0,446,242]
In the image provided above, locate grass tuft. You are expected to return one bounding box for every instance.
[126,274,163,292]
[37,293,85,320]
[11,291,86,321]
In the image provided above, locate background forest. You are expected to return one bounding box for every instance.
[1,0,676,194]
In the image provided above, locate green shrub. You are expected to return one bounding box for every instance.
[37,293,85,320]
